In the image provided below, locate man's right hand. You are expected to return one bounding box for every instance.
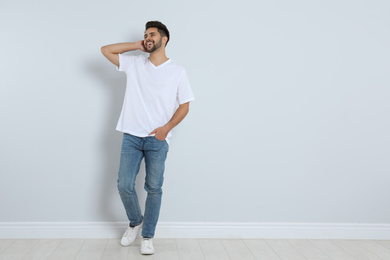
[137,40,147,52]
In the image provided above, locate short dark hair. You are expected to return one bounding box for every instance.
[145,21,170,46]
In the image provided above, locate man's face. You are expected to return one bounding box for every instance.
[144,27,163,53]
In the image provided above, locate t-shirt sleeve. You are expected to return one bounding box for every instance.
[117,54,135,72]
[177,69,195,105]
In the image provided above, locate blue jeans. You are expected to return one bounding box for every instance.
[117,133,169,238]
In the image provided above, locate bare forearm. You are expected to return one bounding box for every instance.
[101,41,143,54]
[165,102,190,132]
[149,102,190,141]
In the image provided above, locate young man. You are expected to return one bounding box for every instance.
[101,21,194,255]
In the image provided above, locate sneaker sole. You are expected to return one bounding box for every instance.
[140,250,154,255]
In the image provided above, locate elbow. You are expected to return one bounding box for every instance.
[101,45,112,56]
[101,46,107,55]
[101,46,112,59]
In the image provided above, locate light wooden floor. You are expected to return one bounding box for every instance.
[1,238,390,260]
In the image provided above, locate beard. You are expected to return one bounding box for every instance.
[145,38,163,53]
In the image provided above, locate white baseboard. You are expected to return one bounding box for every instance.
[0,222,390,239]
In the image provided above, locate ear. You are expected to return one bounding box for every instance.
[162,36,168,45]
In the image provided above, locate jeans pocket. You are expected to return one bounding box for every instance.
[154,136,165,142]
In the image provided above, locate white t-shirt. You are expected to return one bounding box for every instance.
[116,54,194,143]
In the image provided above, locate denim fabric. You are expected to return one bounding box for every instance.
[117,133,169,238]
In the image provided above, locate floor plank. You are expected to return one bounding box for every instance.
[198,239,230,260]
[48,239,85,260]
[244,239,281,260]
[376,240,390,250]
[126,239,147,260]
[101,239,129,260]
[21,239,61,260]
[265,239,306,260]
[334,240,383,260]
[127,238,180,260]
[75,239,108,260]
[0,240,14,255]
[153,239,180,260]
[288,239,332,259]
[1,238,390,259]
[176,239,204,260]
[222,239,256,260]
[0,239,39,260]
[355,240,390,260]
[310,239,356,260]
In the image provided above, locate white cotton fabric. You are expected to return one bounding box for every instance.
[116,54,195,143]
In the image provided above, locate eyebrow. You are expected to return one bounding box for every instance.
[144,32,157,37]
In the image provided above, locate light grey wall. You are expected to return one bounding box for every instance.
[1,0,389,224]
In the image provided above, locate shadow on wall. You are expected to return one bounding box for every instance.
[88,55,147,222]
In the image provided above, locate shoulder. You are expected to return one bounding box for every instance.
[168,59,183,69]
[136,55,148,61]
[117,54,148,71]
[167,60,187,75]
[119,54,147,62]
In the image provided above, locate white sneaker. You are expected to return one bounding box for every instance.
[140,238,154,255]
[120,224,142,246]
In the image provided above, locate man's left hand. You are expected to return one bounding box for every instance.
[149,126,169,141]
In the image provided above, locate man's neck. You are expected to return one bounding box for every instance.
[149,49,169,67]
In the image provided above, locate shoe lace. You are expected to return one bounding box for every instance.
[124,227,135,237]
[143,239,151,247]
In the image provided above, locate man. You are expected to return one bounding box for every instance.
[101,21,194,255]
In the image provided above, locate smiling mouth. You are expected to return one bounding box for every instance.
[146,41,153,47]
